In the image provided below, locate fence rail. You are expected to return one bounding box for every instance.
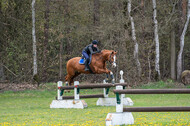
[113,89,190,94]
[123,106,190,112]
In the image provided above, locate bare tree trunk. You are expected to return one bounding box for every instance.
[177,0,190,81]
[59,38,63,80]
[0,63,5,81]
[93,0,100,39]
[140,0,145,42]
[32,0,37,76]
[128,0,142,77]
[152,0,160,79]
[148,52,151,82]
[43,0,50,81]
[93,0,100,26]
[171,29,176,80]
[63,0,71,54]
[182,0,187,72]
[182,0,187,21]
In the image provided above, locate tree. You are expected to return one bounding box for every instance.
[127,0,141,77]
[171,29,176,80]
[43,0,50,81]
[1,0,189,84]
[0,63,5,82]
[32,0,37,76]
[0,2,4,82]
[59,36,63,80]
[177,0,190,81]
[152,0,160,79]
[93,0,100,26]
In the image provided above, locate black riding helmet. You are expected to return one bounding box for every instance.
[92,40,98,45]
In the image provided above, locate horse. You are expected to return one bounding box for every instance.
[65,49,117,85]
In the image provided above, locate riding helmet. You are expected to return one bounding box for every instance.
[92,40,98,45]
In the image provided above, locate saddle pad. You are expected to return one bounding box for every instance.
[79,59,85,64]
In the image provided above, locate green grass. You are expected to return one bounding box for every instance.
[139,80,182,89]
[0,82,190,126]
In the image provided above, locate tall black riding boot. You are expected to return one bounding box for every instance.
[85,59,89,71]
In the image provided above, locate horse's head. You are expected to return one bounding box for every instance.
[109,51,117,68]
[102,50,117,68]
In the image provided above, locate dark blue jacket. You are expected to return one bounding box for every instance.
[83,44,100,55]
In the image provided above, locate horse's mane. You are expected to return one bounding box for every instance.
[93,49,113,56]
[102,49,114,52]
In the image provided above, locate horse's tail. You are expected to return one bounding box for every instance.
[64,60,70,82]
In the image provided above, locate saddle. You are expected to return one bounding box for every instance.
[79,55,92,65]
[79,55,94,74]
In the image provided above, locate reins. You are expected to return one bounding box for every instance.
[108,52,113,64]
[93,52,104,64]
[93,51,114,64]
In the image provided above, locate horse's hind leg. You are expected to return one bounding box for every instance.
[64,74,73,93]
[65,74,71,86]
[65,72,81,86]
[70,72,81,85]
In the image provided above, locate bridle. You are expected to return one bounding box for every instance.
[109,53,113,63]
[108,52,117,67]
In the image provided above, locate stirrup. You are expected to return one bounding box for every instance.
[85,67,89,71]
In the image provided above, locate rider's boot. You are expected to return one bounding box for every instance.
[85,59,89,71]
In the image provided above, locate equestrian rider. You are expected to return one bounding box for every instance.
[82,40,101,71]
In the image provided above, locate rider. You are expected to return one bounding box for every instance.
[82,40,101,71]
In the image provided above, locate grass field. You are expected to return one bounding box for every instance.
[0,81,190,126]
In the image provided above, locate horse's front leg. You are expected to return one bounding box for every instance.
[103,68,115,84]
[105,74,109,83]
[94,67,115,84]
[109,71,115,84]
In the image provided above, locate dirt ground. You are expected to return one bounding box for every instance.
[0,83,38,92]
[0,81,187,93]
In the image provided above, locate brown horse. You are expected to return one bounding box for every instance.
[65,49,117,85]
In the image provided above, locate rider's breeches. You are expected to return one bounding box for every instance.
[82,51,90,61]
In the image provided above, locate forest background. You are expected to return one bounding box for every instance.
[0,0,190,85]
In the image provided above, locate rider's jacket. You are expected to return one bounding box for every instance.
[83,44,100,55]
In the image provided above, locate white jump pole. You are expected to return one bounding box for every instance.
[105,85,134,126]
[119,70,125,98]
[119,70,124,83]
[103,80,109,98]
[74,81,80,100]
[115,85,124,113]
[57,81,63,100]
[50,81,87,109]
